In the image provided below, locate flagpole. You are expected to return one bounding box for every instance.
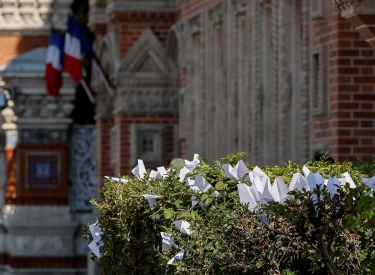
[93,61,115,97]
[80,79,95,103]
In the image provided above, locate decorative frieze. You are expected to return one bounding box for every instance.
[0,0,73,34]
[114,89,178,114]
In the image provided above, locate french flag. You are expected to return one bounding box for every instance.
[45,29,64,97]
[64,16,91,82]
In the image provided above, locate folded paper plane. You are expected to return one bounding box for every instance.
[161,232,173,251]
[341,172,356,188]
[289,173,309,191]
[167,249,184,265]
[362,176,375,191]
[179,167,190,182]
[185,154,200,171]
[141,194,161,209]
[174,220,191,235]
[270,176,290,203]
[237,183,257,211]
[131,159,146,179]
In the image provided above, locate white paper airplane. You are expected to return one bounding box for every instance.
[131,159,147,178]
[289,173,309,191]
[141,194,161,209]
[174,220,191,235]
[270,176,290,203]
[341,172,356,188]
[167,249,184,265]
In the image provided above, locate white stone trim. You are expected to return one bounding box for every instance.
[130,124,165,167]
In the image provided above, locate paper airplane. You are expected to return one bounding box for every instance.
[174,220,191,235]
[314,172,324,188]
[149,170,161,179]
[179,167,190,182]
[289,173,309,191]
[89,223,102,243]
[88,240,101,258]
[88,222,103,258]
[270,176,290,203]
[104,176,128,184]
[326,177,340,197]
[141,194,161,209]
[302,166,316,192]
[157,166,168,178]
[167,249,184,265]
[131,159,146,179]
[222,163,239,181]
[185,154,200,171]
[236,160,250,179]
[362,176,375,191]
[161,232,173,252]
[237,184,257,211]
[194,175,215,193]
[341,172,356,188]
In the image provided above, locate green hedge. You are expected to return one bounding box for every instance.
[85,153,375,275]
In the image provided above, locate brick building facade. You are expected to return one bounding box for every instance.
[0,0,374,274]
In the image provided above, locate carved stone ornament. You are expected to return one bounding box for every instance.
[333,0,360,16]
[1,47,75,130]
[0,0,73,34]
[115,29,179,115]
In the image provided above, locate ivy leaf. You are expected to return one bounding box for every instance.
[170,158,186,170]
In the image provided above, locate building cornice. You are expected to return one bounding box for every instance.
[106,0,177,14]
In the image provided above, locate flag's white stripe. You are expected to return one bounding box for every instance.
[46,45,62,71]
[64,33,82,59]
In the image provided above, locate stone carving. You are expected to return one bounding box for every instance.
[115,89,178,114]
[333,0,360,11]
[51,0,73,31]
[12,94,74,128]
[115,29,178,115]
[0,0,73,34]
[69,125,96,212]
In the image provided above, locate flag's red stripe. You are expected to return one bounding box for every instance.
[64,54,83,83]
[45,63,62,97]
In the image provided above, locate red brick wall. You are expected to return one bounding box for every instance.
[96,119,114,182]
[115,113,178,174]
[0,35,49,66]
[108,12,177,60]
[314,3,375,162]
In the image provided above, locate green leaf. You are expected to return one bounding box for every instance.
[177,211,191,219]
[170,158,186,170]
[215,181,228,191]
[163,208,174,219]
[174,200,183,208]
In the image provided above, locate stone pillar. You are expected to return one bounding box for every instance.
[0,47,87,275]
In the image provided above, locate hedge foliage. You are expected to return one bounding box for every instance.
[85,153,375,275]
